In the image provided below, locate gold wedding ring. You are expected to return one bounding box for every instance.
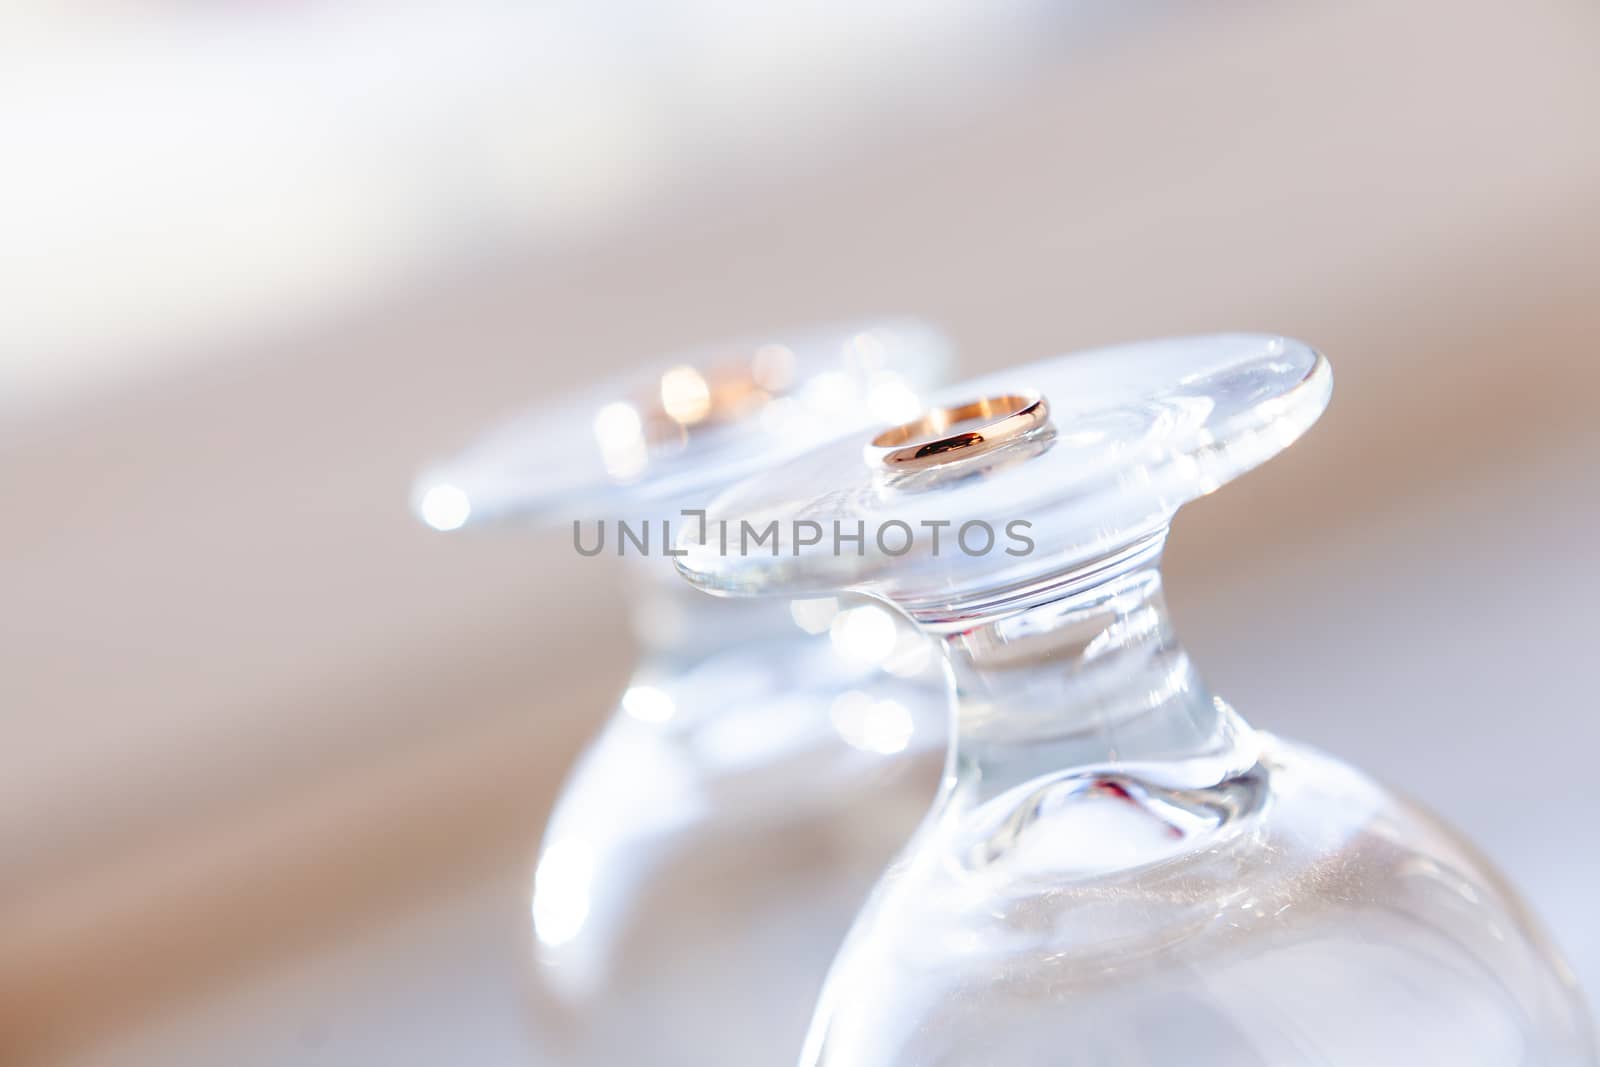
[865,392,1049,472]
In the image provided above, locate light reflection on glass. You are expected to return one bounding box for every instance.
[881,630,933,678]
[758,394,802,435]
[789,596,841,635]
[417,482,471,531]
[830,690,914,755]
[867,375,922,424]
[620,684,676,724]
[593,400,643,447]
[830,604,898,666]
[659,365,712,425]
[593,400,648,480]
[533,838,596,949]
[693,693,822,767]
[848,330,889,371]
[803,370,860,415]
[751,343,798,392]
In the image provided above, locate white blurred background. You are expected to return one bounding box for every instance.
[2,1,1597,1063]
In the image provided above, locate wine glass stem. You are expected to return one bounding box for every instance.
[935,545,1259,810]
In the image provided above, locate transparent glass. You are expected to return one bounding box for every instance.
[678,334,1596,1066]
[413,320,953,1065]
[532,567,943,1064]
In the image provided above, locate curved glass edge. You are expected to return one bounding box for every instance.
[410,317,955,532]
[675,335,1332,606]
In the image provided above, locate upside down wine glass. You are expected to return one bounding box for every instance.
[676,334,1596,1066]
[412,321,953,1065]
